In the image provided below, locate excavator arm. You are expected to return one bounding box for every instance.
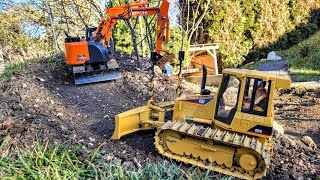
[93,0,170,57]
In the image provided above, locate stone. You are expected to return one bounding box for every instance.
[142,77,149,82]
[100,148,107,155]
[88,142,94,147]
[106,154,114,161]
[154,65,162,76]
[11,103,24,111]
[0,118,15,130]
[301,136,317,150]
[284,135,296,146]
[133,157,142,169]
[122,161,136,171]
[273,121,284,138]
[56,113,63,117]
[36,77,46,82]
[267,51,282,61]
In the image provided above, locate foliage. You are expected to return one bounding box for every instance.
[278,31,320,82]
[184,0,320,67]
[0,142,229,179]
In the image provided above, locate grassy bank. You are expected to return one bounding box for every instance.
[0,143,229,179]
[278,31,320,82]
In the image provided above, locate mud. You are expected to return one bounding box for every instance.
[0,53,319,179]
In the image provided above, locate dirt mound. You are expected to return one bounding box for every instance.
[0,52,194,162]
[0,53,319,179]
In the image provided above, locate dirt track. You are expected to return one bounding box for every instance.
[0,53,319,179]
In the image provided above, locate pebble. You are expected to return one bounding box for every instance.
[56,113,63,117]
[301,136,317,150]
[103,115,109,118]
[36,77,46,82]
[122,161,136,171]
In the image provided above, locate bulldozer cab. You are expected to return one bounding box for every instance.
[215,75,271,124]
[213,69,291,137]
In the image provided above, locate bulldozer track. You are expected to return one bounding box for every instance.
[155,121,270,180]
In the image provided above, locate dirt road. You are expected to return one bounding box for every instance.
[0,54,319,179]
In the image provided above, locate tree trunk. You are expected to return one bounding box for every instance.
[139,16,146,57]
[45,0,61,52]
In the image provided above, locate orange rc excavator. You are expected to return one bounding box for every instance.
[64,0,170,85]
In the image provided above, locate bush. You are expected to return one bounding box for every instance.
[194,0,320,67]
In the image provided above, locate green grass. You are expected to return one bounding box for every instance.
[0,142,230,179]
[0,62,27,82]
[277,31,320,82]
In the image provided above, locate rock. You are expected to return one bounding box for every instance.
[111,156,122,165]
[36,77,46,82]
[301,136,317,150]
[11,103,24,111]
[60,125,68,132]
[89,137,95,142]
[273,121,284,138]
[122,161,136,171]
[154,66,162,76]
[56,113,63,117]
[100,148,107,155]
[283,135,296,147]
[88,142,94,147]
[267,51,282,60]
[133,157,142,169]
[142,77,149,82]
[0,118,15,130]
[106,154,114,161]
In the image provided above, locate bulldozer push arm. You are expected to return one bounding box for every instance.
[94,0,170,57]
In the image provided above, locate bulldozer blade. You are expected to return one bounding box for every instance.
[112,105,154,140]
[74,71,121,85]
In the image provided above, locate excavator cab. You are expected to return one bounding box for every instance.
[64,27,120,85]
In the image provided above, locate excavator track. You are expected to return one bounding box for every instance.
[155,121,270,180]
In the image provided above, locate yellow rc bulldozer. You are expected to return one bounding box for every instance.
[112,64,291,179]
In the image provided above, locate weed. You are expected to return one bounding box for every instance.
[0,62,27,82]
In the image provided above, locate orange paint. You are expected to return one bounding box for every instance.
[64,41,89,65]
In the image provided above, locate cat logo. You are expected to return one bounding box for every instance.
[199,99,206,104]
[255,129,263,133]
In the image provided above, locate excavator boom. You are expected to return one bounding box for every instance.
[94,0,170,56]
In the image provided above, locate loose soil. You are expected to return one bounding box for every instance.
[0,53,319,179]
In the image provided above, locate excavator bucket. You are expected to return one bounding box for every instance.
[73,59,121,85]
[112,100,175,140]
[112,105,153,140]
